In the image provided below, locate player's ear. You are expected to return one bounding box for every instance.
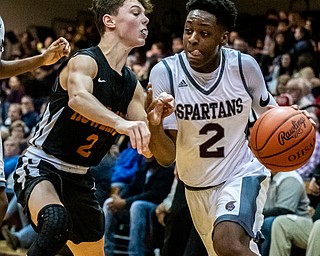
[220,31,229,46]
[103,14,116,28]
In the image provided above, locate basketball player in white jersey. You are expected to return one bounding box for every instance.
[0,16,70,227]
[147,0,278,255]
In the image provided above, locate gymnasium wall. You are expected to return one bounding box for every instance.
[1,0,320,35]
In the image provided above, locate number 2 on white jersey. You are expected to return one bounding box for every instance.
[199,123,224,158]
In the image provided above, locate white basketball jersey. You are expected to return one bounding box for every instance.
[150,48,271,187]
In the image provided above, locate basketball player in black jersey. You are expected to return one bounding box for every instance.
[12,1,154,256]
[0,16,70,228]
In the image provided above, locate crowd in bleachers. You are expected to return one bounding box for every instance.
[1,6,320,256]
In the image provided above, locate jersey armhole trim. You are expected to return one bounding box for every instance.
[161,59,175,98]
[238,52,253,100]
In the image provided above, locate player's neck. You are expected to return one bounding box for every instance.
[98,40,130,75]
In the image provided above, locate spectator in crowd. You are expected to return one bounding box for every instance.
[1,76,25,122]
[249,38,265,67]
[227,30,239,48]
[8,120,28,154]
[146,41,166,60]
[1,103,25,139]
[171,34,184,54]
[5,76,25,103]
[284,77,318,123]
[20,95,39,133]
[133,42,167,88]
[110,141,145,194]
[156,176,207,256]
[3,103,23,127]
[297,131,320,180]
[274,93,293,107]
[9,120,27,140]
[290,26,315,64]
[310,78,320,124]
[232,37,249,53]
[266,52,294,95]
[24,65,57,112]
[259,169,310,256]
[1,195,37,251]
[294,66,315,81]
[287,11,305,34]
[272,31,293,60]
[103,157,174,256]
[18,31,39,58]
[276,74,291,95]
[260,18,279,75]
[265,8,279,21]
[277,17,290,33]
[90,135,127,207]
[269,174,320,256]
[3,136,21,180]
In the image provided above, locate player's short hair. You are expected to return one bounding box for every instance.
[186,0,237,30]
[91,0,153,36]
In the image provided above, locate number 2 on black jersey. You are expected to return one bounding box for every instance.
[76,134,99,158]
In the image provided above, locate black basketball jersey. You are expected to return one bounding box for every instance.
[29,46,137,167]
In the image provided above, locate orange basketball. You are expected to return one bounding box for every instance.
[249,106,316,172]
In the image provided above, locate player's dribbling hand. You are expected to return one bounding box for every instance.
[268,104,317,128]
[42,37,71,65]
[290,104,317,127]
[146,83,175,126]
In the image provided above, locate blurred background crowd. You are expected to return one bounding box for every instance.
[1,2,320,256]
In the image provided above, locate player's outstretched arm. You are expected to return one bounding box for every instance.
[0,37,70,79]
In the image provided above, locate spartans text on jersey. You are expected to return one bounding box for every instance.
[176,98,243,120]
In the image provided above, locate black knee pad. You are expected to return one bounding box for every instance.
[28,204,72,256]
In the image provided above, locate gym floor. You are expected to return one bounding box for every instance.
[0,240,26,256]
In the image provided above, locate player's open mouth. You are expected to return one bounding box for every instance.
[141,29,148,37]
[189,50,201,56]
[187,50,202,61]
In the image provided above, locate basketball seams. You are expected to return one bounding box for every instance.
[259,121,314,159]
[250,109,276,151]
[260,125,315,171]
[250,108,300,151]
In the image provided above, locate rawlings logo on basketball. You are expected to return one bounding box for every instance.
[277,117,306,145]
